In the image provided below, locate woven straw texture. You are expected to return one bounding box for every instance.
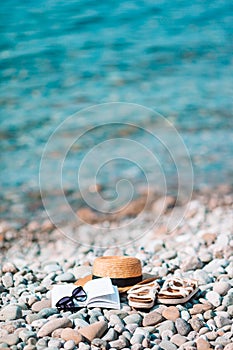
[93,256,142,279]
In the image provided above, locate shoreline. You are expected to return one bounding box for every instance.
[0,185,232,349]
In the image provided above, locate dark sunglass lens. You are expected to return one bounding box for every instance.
[72,287,87,301]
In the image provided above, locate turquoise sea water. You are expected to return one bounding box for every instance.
[0,0,233,220]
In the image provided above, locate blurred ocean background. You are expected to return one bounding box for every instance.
[0,0,233,221]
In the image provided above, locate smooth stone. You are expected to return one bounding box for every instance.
[130,334,144,345]
[181,256,202,271]
[43,264,61,273]
[102,327,117,341]
[190,303,212,315]
[194,270,213,285]
[2,273,14,288]
[78,321,108,342]
[214,315,232,328]
[157,320,176,334]
[48,339,62,348]
[31,299,51,312]
[213,282,231,296]
[55,273,75,283]
[224,345,233,350]
[78,343,91,350]
[61,328,83,345]
[206,291,221,307]
[162,307,180,321]
[189,317,205,332]
[110,314,125,327]
[18,330,36,342]
[2,262,18,273]
[170,334,187,346]
[180,310,190,321]
[31,318,48,328]
[109,335,128,349]
[125,323,139,334]
[73,318,89,328]
[222,290,233,307]
[205,330,218,340]
[114,323,125,333]
[51,328,64,338]
[196,338,211,350]
[131,344,143,350]
[0,334,19,346]
[159,340,177,350]
[38,308,58,318]
[37,317,72,337]
[0,305,22,321]
[124,314,142,325]
[64,339,76,349]
[91,339,108,350]
[143,311,164,326]
[175,318,191,336]
[73,266,92,279]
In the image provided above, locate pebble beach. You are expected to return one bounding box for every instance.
[0,186,233,350]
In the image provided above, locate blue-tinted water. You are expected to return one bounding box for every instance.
[0,0,233,219]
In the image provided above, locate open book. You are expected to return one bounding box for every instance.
[51,277,120,309]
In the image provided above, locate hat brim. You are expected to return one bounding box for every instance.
[74,273,157,294]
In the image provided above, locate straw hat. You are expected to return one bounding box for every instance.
[75,256,156,293]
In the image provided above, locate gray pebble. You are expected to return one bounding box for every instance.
[102,327,118,341]
[159,340,177,350]
[193,269,213,285]
[131,344,143,350]
[18,330,36,342]
[38,307,58,318]
[124,314,142,325]
[222,289,233,307]
[157,320,176,334]
[73,318,89,328]
[110,314,125,327]
[189,317,205,332]
[206,291,221,307]
[130,334,144,345]
[213,281,231,296]
[214,315,232,328]
[0,305,22,321]
[109,335,128,349]
[64,339,76,349]
[55,272,75,282]
[2,272,14,288]
[48,339,62,348]
[175,318,191,336]
[0,334,19,346]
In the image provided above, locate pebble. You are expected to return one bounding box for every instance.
[102,327,117,341]
[91,338,108,349]
[55,272,75,282]
[189,317,205,332]
[61,328,83,345]
[78,320,108,342]
[206,291,221,307]
[109,335,128,349]
[142,311,164,326]
[196,338,211,350]
[37,317,72,337]
[0,334,19,346]
[31,299,51,312]
[170,334,187,346]
[124,314,142,325]
[181,256,202,271]
[159,340,178,350]
[214,315,232,328]
[0,305,22,321]
[194,270,213,285]
[190,303,212,315]
[2,262,18,273]
[157,320,176,334]
[175,318,191,336]
[64,339,76,349]
[162,306,180,321]
[130,334,144,345]
[2,272,14,288]
[213,281,231,296]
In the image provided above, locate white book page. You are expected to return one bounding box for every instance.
[87,286,120,309]
[84,277,114,302]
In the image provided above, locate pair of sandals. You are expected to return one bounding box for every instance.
[127,277,198,309]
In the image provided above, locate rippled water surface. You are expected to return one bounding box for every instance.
[0,0,233,219]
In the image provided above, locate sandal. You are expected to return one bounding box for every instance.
[127,278,160,309]
[157,277,198,304]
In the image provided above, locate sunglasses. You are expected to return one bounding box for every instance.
[55,286,87,311]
